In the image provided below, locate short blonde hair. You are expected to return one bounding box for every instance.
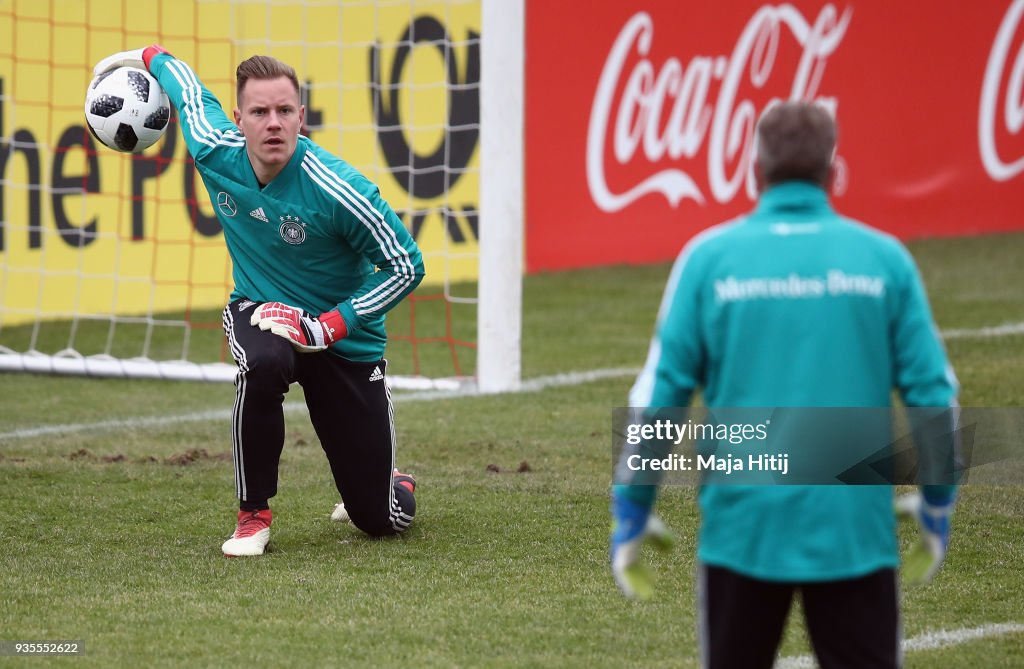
[235,55,300,106]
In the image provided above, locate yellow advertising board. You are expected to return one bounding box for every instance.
[0,0,480,327]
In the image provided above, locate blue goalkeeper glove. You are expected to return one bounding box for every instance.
[895,490,955,583]
[250,301,347,353]
[610,493,674,600]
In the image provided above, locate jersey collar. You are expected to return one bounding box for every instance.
[754,181,834,217]
[246,138,308,194]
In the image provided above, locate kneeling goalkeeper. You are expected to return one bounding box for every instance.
[94,46,424,555]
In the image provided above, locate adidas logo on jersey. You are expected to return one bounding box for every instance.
[249,207,269,222]
[368,366,384,382]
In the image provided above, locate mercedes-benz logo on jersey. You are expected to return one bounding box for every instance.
[279,214,307,245]
[217,192,237,217]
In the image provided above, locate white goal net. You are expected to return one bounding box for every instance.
[0,0,521,391]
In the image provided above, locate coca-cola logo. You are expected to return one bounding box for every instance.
[979,0,1024,182]
[587,5,851,212]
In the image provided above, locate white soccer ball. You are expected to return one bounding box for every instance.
[84,66,170,153]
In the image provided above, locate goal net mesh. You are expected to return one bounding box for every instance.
[0,0,480,389]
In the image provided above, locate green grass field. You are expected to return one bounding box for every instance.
[1,232,1023,667]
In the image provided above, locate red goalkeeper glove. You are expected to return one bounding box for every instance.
[92,45,170,77]
[249,302,347,353]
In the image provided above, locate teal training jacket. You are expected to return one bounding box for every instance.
[623,181,958,581]
[149,53,425,362]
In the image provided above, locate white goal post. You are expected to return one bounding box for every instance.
[477,0,524,393]
[0,0,523,392]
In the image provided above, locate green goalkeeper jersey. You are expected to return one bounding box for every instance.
[149,53,424,362]
[622,182,958,581]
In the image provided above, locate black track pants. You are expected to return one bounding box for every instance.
[222,299,415,536]
[698,563,899,669]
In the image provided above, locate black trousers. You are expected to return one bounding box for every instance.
[222,299,415,536]
[698,563,900,669]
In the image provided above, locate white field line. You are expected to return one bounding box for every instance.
[0,367,641,441]
[940,321,1024,339]
[775,622,1024,669]
[0,319,1021,443]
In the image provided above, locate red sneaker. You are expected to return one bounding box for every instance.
[330,470,415,524]
[222,509,272,557]
[393,469,416,494]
